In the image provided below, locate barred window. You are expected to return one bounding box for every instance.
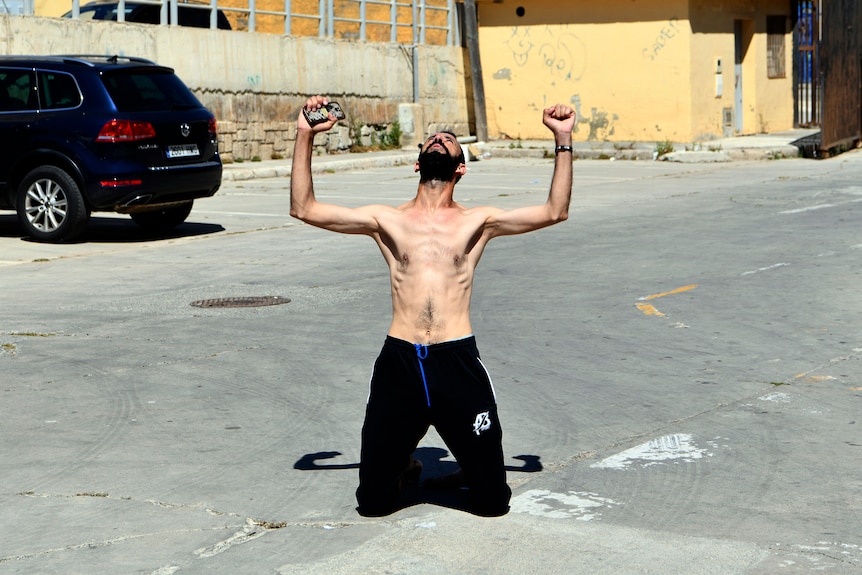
[767,15,787,78]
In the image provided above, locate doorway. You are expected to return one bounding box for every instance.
[734,19,753,134]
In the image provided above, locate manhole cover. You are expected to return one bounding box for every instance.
[190,296,291,308]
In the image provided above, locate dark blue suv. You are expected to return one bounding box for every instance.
[0,55,222,242]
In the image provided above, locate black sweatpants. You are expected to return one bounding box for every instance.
[356,335,511,517]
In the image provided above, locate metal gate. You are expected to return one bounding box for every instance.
[818,0,862,151]
[794,0,819,127]
[795,0,862,154]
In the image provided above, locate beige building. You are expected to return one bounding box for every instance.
[475,0,795,143]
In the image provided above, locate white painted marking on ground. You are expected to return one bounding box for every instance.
[779,203,835,214]
[740,262,789,276]
[194,518,270,558]
[590,433,711,470]
[771,541,862,570]
[510,489,621,520]
[779,197,862,214]
[415,521,437,529]
[759,392,791,403]
[833,186,862,196]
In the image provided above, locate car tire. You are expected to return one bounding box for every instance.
[17,166,89,243]
[130,201,194,231]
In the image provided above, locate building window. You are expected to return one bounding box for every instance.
[767,15,787,78]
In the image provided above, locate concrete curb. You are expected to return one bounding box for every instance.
[222,152,418,182]
[723,145,802,161]
[221,132,814,181]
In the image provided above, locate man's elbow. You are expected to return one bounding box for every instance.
[289,202,311,222]
[548,206,569,224]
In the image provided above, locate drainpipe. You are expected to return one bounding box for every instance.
[412,1,419,103]
[463,0,487,141]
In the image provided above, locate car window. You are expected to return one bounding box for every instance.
[0,69,36,112]
[77,3,148,21]
[127,4,161,24]
[101,69,202,112]
[77,4,121,20]
[177,6,230,29]
[37,71,82,110]
[68,2,229,29]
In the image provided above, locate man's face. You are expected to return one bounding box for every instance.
[417,133,464,183]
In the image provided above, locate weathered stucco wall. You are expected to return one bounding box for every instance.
[0,14,469,161]
[688,0,795,139]
[476,0,793,144]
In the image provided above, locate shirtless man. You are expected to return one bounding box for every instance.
[290,95,575,517]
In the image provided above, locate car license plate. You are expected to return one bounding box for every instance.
[166,144,199,158]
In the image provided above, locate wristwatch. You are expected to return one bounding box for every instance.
[555,145,573,154]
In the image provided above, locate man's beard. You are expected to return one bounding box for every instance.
[418,149,460,183]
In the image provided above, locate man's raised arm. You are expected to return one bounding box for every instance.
[289,96,379,235]
[484,103,576,238]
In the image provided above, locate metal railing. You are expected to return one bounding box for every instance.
[64,0,459,46]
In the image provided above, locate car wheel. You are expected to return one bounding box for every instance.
[17,166,89,243]
[130,201,194,231]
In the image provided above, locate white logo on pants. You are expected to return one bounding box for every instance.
[473,411,492,435]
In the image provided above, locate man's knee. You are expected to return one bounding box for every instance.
[355,484,399,517]
[469,482,512,517]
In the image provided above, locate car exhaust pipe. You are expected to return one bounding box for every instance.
[118,194,154,208]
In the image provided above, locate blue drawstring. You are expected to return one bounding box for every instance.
[414,343,431,407]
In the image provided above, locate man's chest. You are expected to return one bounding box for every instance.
[382,213,485,269]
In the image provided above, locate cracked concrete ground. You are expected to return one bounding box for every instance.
[1,150,860,574]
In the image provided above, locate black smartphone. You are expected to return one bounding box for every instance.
[302,102,346,126]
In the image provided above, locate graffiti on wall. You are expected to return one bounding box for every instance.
[642,18,681,62]
[503,25,586,83]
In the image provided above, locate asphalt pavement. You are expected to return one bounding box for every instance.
[1,129,860,575]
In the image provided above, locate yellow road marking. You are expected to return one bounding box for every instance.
[636,284,698,316]
[639,284,699,301]
[636,303,666,316]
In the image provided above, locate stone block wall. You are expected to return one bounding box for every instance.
[1,14,469,163]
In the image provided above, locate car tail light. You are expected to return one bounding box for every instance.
[208,117,218,136]
[96,119,157,142]
[99,179,143,188]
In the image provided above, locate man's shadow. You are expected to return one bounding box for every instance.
[294,447,542,514]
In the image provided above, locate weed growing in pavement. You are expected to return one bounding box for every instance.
[655,139,675,157]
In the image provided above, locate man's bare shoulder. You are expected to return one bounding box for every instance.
[461,205,505,227]
[461,205,504,216]
[356,203,404,217]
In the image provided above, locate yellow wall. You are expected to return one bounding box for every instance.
[687,0,794,139]
[477,0,793,143]
[36,0,64,16]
